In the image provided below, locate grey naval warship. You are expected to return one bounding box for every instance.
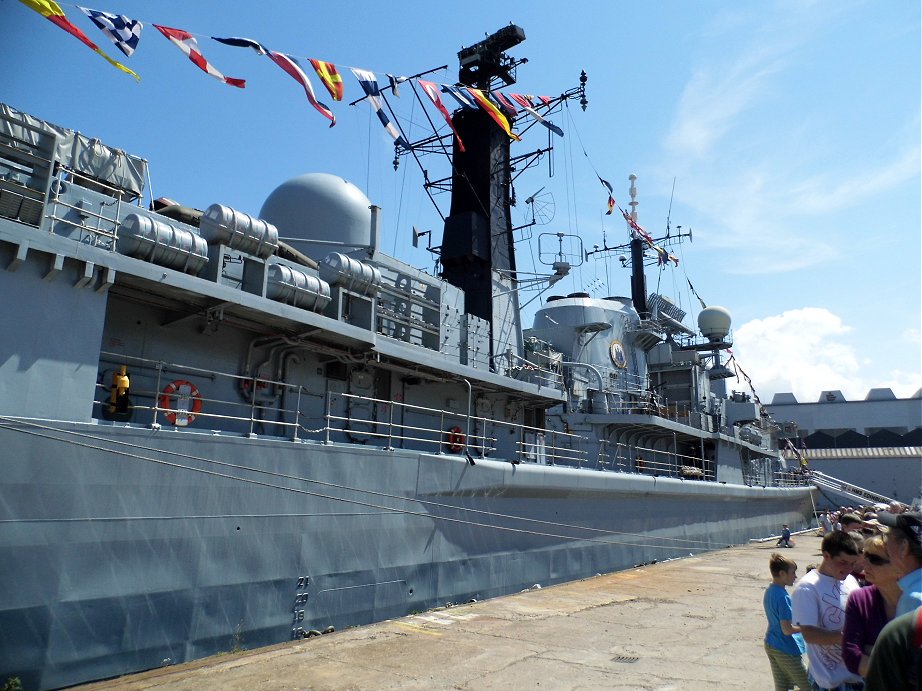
[0,26,814,690]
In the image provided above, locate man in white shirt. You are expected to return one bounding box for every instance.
[791,530,863,690]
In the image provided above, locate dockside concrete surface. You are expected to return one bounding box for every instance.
[79,534,825,690]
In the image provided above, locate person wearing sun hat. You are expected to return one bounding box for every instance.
[877,510,922,617]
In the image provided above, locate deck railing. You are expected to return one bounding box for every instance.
[94,353,799,483]
[94,353,588,464]
[618,443,716,481]
[40,167,140,248]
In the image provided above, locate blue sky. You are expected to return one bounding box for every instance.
[3,0,919,403]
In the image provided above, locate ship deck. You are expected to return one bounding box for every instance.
[76,532,825,690]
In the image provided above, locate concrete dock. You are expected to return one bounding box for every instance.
[79,533,824,690]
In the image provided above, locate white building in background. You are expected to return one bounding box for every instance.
[767,388,922,506]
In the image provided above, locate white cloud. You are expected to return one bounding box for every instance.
[902,326,921,346]
[732,307,922,401]
[786,147,922,216]
[654,4,921,276]
[663,4,814,160]
[665,54,785,159]
[664,138,921,275]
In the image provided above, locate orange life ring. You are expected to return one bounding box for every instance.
[446,426,465,453]
[159,380,203,426]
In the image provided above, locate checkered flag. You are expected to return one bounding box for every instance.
[78,7,143,57]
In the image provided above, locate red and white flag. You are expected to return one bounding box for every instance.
[269,52,336,126]
[493,91,519,117]
[154,25,245,88]
[418,79,465,152]
[622,208,654,244]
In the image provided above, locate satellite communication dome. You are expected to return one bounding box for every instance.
[698,306,732,341]
[259,173,376,259]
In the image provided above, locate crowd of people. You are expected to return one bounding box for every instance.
[813,505,907,537]
[763,502,922,690]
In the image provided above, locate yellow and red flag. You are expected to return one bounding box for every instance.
[17,0,139,81]
[466,87,520,141]
[599,177,616,216]
[309,59,345,101]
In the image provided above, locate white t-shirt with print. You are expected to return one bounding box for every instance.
[791,569,861,689]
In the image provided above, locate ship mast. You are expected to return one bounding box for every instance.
[584,175,692,318]
[439,25,526,367]
[627,174,649,318]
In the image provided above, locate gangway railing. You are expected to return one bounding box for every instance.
[808,470,896,506]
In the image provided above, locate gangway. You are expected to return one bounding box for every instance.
[808,470,897,507]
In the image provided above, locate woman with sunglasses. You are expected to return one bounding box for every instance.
[841,534,901,677]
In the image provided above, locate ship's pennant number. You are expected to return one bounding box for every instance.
[291,575,310,639]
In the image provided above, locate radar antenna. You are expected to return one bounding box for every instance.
[411,226,432,249]
[524,187,555,226]
[665,177,676,237]
[494,231,580,309]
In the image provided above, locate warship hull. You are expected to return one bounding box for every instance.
[0,420,814,689]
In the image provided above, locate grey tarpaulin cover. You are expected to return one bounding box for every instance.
[0,102,147,197]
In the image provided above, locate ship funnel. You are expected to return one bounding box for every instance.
[698,306,732,342]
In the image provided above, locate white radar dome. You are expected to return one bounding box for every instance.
[259,173,376,259]
[698,306,732,341]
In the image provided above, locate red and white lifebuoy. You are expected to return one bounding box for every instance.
[446,426,465,453]
[159,380,203,426]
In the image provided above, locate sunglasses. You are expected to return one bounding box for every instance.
[865,553,890,566]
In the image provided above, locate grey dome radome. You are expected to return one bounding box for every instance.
[698,306,732,342]
[259,173,376,259]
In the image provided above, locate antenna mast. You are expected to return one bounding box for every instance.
[665,176,676,236]
[627,174,649,318]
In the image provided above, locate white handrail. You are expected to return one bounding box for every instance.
[809,470,896,505]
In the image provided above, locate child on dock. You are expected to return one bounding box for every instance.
[776,524,794,548]
[764,552,810,691]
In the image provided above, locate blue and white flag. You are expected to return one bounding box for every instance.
[211,36,268,55]
[78,6,142,57]
[386,73,407,97]
[440,84,477,110]
[351,68,410,150]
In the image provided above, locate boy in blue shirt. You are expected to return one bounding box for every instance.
[776,524,794,548]
[764,552,810,690]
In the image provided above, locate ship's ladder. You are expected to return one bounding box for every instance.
[808,470,897,506]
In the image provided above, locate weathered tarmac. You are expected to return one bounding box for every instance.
[78,533,824,690]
